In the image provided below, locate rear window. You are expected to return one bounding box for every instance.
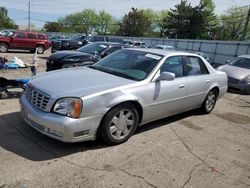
[27,33,36,39]
[186,56,209,76]
[38,34,45,39]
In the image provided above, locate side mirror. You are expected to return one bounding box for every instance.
[225,60,230,64]
[156,72,175,81]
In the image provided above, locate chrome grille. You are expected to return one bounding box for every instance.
[25,84,50,111]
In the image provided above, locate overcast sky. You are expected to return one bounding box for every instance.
[1,0,250,28]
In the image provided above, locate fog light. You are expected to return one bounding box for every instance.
[74,130,90,137]
[45,127,63,137]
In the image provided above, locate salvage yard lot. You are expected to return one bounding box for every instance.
[0,50,250,188]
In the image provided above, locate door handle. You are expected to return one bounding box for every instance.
[179,84,185,89]
[206,80,210,84]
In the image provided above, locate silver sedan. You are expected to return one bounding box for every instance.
[217,55,250,94]
[19,48,228,145]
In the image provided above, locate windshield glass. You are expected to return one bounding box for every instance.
[230,57,250,69]
[90,49,163,81]
[2,31,13,37]
[70,35,82,41]
[77,43,108,54]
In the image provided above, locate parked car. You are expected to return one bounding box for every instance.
[0,30,49,54]
[0,30,11,36]
[48,35,68,41]
[128,41,146,48]
[46,42,127,71]
[217,55,250,94]
[195,52,212,65]
[154,45,175,50]
[51,34,87,53]
[82,36,124,46]
[20,49,227,145]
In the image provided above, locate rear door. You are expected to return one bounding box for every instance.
[184,56,211,108]
[27,33,37,48]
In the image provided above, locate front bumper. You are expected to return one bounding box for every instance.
[228,83,250,94]
[19,93,103,142]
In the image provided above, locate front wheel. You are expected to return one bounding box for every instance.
[100,103,139,145]
[200,89,217,114]
[1,90,9,99]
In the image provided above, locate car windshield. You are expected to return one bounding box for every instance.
[230,57,250,69]
[90,49,163,81]
[70,35,82,41]
[77,43,108,54]
[1,31,13,37]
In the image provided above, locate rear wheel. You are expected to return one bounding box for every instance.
[101,103,139,145]
[200,89,217,114]
[36,45,45,54]
[1,90,9,99]
[0,43,8,53]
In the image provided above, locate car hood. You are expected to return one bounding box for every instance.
[30,67,135,99]
[218,65,250,80]
[49,51,92,60]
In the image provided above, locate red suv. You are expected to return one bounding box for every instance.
[0,30,50,54]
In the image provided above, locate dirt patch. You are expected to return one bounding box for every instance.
[216,113,250,124]
[180,120,203,130]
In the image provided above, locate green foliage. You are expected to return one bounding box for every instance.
[95,11,113,35]
[58,9,98,34]
[142,9,168,37]
[214,6,249,40]
[0,7,17,29]
[160,0,216,39]
[119,7,151,37]
[44,22,64,32]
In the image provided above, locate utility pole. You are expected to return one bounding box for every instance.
[28,0,31,30]
[241,5,250,41]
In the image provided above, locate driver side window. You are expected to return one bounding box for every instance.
[160,56,184,77]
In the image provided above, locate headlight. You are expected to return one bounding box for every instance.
[241,75,250,84]
[64,58,80,62]
[53,97,82,118]
[78,41,82,45]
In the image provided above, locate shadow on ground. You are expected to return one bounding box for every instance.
[0,110,200,161]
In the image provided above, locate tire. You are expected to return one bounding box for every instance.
[1,90,9,99]
[36,45,45,54]
[100,103,139,145]
[0,43,8,53]
[200,89,217,114]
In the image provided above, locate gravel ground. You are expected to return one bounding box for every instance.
[0,50,250,188]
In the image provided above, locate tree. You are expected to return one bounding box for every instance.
[119,7,151,37]
[0,7,17,29]
[44,22,64,32]
[160,0,216,39]
[95,11,113,35]
[215,6,249,40]
[58,9,98,34]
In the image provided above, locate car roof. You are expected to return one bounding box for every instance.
[238,55,250,59]
[126,48,198,57]
[92,42,125,46]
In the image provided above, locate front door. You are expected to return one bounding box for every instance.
[144,56,188,122]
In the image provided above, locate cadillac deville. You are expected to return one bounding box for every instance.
[20,48,228,145]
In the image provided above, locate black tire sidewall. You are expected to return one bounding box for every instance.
[101,103,139,145]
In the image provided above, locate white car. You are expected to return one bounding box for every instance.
[20,48,227,145]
